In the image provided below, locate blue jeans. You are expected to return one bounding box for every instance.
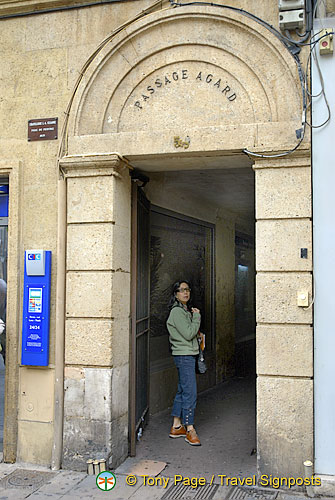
[171,355,197,426]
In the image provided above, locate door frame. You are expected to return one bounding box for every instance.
[129,182,151,456]
[0,160,22,463]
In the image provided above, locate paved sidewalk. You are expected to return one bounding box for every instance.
[0,461,325,500]
[0,378,328,499]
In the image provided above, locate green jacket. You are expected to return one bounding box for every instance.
[166,302,201,355]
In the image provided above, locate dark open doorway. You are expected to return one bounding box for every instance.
[129,158,256,476]
[149,206,215,414]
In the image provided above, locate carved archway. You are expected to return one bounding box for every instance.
[68,5,302,157]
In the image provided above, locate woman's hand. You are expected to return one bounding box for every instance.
[191,307,200,314]
[198,331,205,350]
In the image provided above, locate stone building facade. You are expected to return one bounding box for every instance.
[0,0,333,488]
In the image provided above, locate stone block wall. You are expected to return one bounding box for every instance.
[61,155,131,471]
[254,152,313,478]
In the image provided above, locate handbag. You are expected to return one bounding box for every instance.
[197,349,207,374]
[196,332,207,374]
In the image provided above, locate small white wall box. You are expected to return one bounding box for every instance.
[279,0,305,11]
[297,290,309,307]
[279,9,305,30]
[319,28,334,55]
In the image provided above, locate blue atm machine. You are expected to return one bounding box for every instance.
[21,250,51,366]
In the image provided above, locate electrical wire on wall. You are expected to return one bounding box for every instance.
[169,0,332,159]
[304,31,333,128]
[292,0,332,130]
[58,0,333,163]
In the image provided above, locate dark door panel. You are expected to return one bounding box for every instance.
[130,185,150,456]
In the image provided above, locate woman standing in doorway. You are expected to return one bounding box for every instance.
[166,280,203,446]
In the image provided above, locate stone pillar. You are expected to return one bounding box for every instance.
[60,154,131,471]
[254,152,313,478]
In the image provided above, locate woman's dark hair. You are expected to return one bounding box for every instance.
[168,280,193,311]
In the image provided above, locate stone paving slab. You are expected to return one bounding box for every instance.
[0,468,57,499]
[0,487,32,499]
[63,474,142,499]
[28,471,87,497]
[127,484,170,500]
[0,462,331,500]
[29,493,70,499]
[0,463,17,476]
[57,493,110,499]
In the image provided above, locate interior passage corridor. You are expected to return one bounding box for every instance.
[135,376,256,480]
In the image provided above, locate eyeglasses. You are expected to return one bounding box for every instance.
[177,287,191,293]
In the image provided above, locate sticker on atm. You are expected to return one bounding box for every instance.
[28,253,41,260]
[28,288,42,313]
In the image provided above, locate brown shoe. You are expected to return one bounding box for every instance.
[169,425,187,438]
[185,428,201,446]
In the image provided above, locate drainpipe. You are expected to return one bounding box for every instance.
[51,173,67,470]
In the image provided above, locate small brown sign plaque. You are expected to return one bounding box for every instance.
[28,118,58,141]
